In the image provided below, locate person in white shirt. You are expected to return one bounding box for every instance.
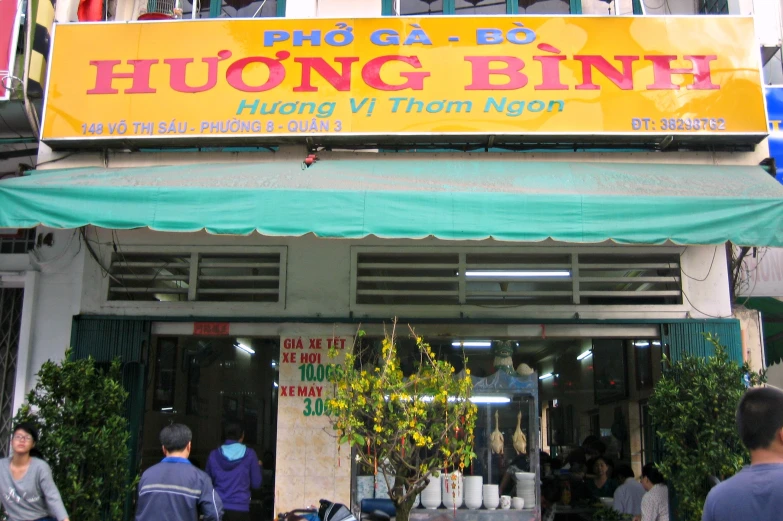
[613,464,645,517]
[635,463,669,521]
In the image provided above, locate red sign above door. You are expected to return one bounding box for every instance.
[193,322,230,336]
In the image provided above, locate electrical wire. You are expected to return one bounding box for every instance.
[737,248,770,307]
[79,227,127,289]
[679,245,718,282]
[0,111,25,139]
[642,0,665,9]
[35,152,78,168]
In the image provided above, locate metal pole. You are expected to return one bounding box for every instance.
[252,0,268,18]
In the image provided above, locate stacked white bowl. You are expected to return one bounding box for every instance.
[441,471,463,509]
[463,476,483,509]
[482,484,500,510]
[515,472,536,508]
[420,475,442,509]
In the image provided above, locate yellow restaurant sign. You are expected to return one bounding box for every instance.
[42,16,766,145]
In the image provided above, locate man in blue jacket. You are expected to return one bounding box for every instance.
[135,424,223,521]
[206,423,263,521]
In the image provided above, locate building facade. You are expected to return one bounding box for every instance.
[2,0,783,519]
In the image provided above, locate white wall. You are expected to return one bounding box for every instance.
[681,245,733,319]
[734,307,766,373]
[767,361,783,388]
[0,228,85,409]
[73,225,731,321]
[636,0,698,15]
[582,0,634,15]
[286,0,381,18]
[55,0,79,22]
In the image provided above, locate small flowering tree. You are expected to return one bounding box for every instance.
[327,323,477,521]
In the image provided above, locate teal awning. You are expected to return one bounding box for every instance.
[1,158,782,245]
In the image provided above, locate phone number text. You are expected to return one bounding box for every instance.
[631,118,726,131]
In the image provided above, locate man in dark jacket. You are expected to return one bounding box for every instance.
[135,424,223,521]
[206,423,263,521]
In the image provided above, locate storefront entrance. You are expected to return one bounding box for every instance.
[141,334,280,520]
[67,316,740,520]
[350,327,664,489]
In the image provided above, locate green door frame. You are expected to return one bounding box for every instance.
[70,317,152,521]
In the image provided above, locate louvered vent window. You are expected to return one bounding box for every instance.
[353,249,682,307]
[108,249,285,303]
[576,253,682,305]
[465,252,573,305]
[355,252,460,305]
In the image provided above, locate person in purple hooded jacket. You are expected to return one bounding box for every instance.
[206,423,262,521]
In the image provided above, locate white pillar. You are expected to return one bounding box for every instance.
[12,271,39,417]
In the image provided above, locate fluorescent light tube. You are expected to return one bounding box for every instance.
[161,407,173,411]
[539,373,554,380]
[452,341,492,348]
[634,341,650,347]
[236,342,256,355]
[470,396,512,404]
[577,350,593,361]
[652,341,661,346]
[465,270,571,278]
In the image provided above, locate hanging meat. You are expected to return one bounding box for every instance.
[513,411,527,455]
[490,410,504,455]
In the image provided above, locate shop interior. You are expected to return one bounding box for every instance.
[138,329,664,519]
[351,332,666,515]
[142,335,280,520]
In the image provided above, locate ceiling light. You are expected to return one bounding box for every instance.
[465,270,571,278]
[652,341,661,346]
[634,341,650,347]
[273,381,279,388]
[235,342,255,355]
[161,407,173,411]
[452,341,492,348]
[577,350,593,361]
[470,396,512,404]
[539,373,554,380]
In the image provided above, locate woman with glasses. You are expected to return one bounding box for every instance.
[0,423,69,521]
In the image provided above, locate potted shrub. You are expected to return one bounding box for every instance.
[326,323,477,521]
[9,349,137,521]
[648,334,765,521]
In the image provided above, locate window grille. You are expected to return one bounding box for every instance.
[0,228,36,254]
[108,248,285,303]
[0,288,23,457]
[352,248,682,307]
[698,0,728,14]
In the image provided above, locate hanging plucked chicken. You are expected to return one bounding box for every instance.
[513,411,527,455]
[490,410,504,455]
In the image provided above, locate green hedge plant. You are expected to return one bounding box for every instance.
[10,349,137,521]
[648,334,765,521]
